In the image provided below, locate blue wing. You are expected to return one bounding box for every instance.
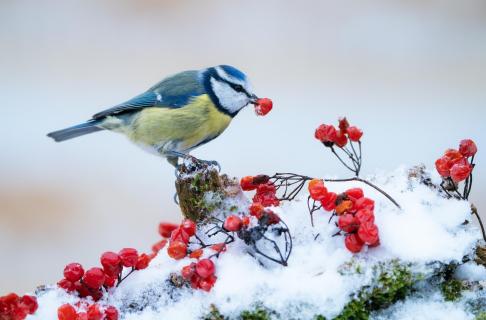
[92,70,205,120]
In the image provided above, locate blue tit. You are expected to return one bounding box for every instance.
[47,65,263,167]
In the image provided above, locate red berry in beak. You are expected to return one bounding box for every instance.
[254,98,273,116]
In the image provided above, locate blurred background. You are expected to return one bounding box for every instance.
[1,0,485,293]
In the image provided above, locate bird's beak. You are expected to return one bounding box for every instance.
[249,94,259,105]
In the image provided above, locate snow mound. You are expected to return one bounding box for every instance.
[30,168,483,319]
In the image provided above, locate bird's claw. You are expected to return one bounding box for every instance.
[186,157,221,173]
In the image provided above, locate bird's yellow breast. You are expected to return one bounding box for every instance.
[123,94,232,153]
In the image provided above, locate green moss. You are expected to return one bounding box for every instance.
[367,262,414,310]
[240,309,272,320]
[176,169,224,221]
[441,279,464,302]
[476,313,486,320]
[333,261,415,320]
[334,299,368,320]
[203,305,227,320]
[203,262,416,320]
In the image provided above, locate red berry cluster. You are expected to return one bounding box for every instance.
[57,303,118,320]
[160,219,226,292]
[0,293,38,320]
[181,259,217,292]
[435,139,477,183]
[254,98,273,116]
[239,175,282,225]
[240,175,280,207]
[162,219,196,261]
[57,248,151,301]
[308,179,379,253]
[315,117,363,147]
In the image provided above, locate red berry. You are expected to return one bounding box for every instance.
[90,290,103,302]
[170,227,190,244]
[104,275,117,288]
[338,117,350,133]
[444,149,463,162]
[181,219,197,237]
[345,188,364,201]
[240,176,257,191]
[19,295,38,315]
[354,197,375,211]
[263,210,281,225]
[347,126,363,142]
[355,209,375,224]
[100,252,121,275]
[152,239,168,253]
[87,304,103,320]
[435,156,451,177]
[308,179,328,201]
[63,263,85,282]
[315,124,337,143]
[321,192,338,211]
[459,139,477,158]
[0,293,19,315]
[77,312,88,320]
[104,306,119,320]
[190,274,201,289]
[158,222,178,238]
[254,98,273,116]
[74,281,90,298]
[345,234,364,253]
[335,130,348,147]
[189,248,203,259]
[242,216,251,227]
[249,203,265,219]
[338,214,360,233]
[181,263,196,280]
[253,183,280,207]
[195,259,215,279]
[57,278,76,292]
[335,200,353,216]
[135,253,151,270]
[224,215,243,232]
[82,268,105,290]
[167,241,187,260]
[210,243,226,253]
[198,274,217,292]
[58,304,77,320]
[119,248,139,268]
[450,163,472,182]
[11,307,28,320]
[357,222,380,246]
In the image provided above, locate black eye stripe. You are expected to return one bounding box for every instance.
[227,81,249,96]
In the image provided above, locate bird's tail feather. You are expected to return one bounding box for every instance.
[47,120,104,142]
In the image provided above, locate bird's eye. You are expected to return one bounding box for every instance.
[233,84,244,92]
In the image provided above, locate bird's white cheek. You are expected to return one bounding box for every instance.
[211,79,248,113]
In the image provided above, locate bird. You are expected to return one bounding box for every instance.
[47,65,270,168]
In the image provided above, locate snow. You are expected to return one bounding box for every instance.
[372,292,475,320]
[455,262,486,282]
[28,167,483,319]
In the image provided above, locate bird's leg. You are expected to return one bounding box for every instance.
[165,150,221,173]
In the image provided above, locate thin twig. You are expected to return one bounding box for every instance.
[471,204,486,242]
[323,177,401,209]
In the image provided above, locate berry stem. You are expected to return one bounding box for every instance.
[271,173,401,209]
[471,204,486,242]
[116,268,135,288]
[350,141,362,175]
[322,177,401,209]
[331,147,358,173]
